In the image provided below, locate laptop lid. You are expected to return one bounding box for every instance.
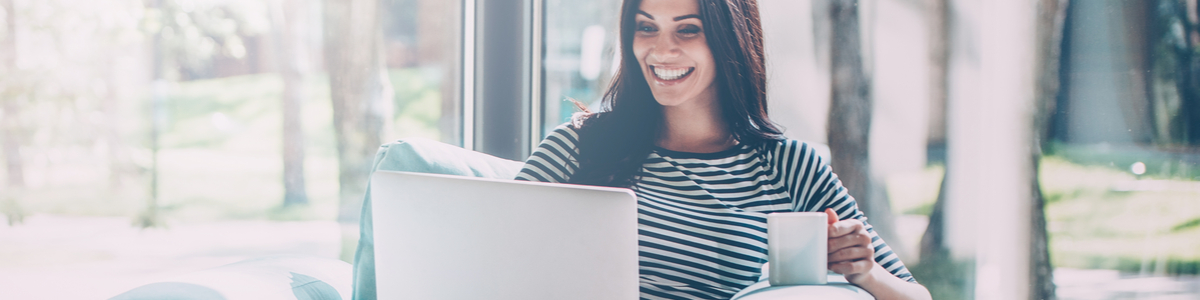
[370,171,640,300]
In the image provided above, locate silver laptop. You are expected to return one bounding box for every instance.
[370,171,640,299]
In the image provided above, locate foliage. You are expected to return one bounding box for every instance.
[141,0,270,79]
[1044,142,1200,180]
[908,258,974,300]
[1146,0,1200,145]
[1,0,144,148]
[2,68,443,224]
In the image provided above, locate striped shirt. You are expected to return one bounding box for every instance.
[516,123,915,300]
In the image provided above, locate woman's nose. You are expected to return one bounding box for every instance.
[649,35,680,62]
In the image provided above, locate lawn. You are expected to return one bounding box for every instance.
[887,156,1200,276]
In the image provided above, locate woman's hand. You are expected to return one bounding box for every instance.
[823,208,932,300]
[824,208,876,284]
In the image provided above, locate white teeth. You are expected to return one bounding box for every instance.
[653,67,693,81]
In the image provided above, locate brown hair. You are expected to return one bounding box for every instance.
[569,0,781,187]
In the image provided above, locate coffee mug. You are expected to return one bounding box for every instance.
[767,212,828,285]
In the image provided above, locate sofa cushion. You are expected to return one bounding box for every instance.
[352,138,525,300]
[109,255,351,300]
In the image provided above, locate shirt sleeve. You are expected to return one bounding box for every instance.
[778,140,918,283]
[515,123,582,183]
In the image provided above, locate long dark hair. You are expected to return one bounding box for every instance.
[569,0,782,188]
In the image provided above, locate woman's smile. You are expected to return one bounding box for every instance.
[649,65,695,83]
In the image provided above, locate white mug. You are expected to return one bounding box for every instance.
[767,212,828,285]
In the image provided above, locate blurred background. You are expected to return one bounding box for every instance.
[0,0,1197,299]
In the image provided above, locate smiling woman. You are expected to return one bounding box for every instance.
[515,0,931,299]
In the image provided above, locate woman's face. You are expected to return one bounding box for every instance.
[632,0,717,108]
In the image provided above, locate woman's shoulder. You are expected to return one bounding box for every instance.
[756,138,832,168]
[546,111,613,141]
[539,121,583,149]
[756,137,810,154]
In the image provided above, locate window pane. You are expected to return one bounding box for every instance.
[0,0,464,298]
[384,0,463,146]
[539,0,621,136]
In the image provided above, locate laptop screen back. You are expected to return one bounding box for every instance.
[370,171,639,300]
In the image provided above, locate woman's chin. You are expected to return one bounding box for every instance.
[653,95,690,107]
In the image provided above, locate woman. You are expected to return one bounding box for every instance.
[516,0,931,299]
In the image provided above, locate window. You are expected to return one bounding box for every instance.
[2,1,1197,299]
[539,0,621,136]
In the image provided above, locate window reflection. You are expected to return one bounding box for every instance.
[540,0,621,135]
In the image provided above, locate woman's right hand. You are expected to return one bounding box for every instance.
[824,208,876,284]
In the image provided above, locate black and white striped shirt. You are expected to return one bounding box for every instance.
[516,123,915,300]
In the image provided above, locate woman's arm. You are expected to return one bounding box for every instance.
[845,263,932,300]
[826,209,931,300]
[514,123,582,183]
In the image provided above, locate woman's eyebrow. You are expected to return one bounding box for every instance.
[636,11,702,22]
[673,14,701,21]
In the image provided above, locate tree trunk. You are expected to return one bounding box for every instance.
[324,0,393,224]
[1,0,23,189]
[276,0,310,207]
[1,102,20,189]
[1029,0,1070,299]
[1175,0,1200,144]
[920,1,1067,298]
[927,0,949,156]
[103,75,126,190]
[920,0,950,264]
[827,0,901,253]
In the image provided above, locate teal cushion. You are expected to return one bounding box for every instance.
[352,138,524,300]
[109,255,352,300]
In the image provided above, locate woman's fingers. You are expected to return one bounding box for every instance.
[828,244,872,264]
[828,219,863,238]
[828,259,874,276]
[827,220,868,252]
[823,211,875,276]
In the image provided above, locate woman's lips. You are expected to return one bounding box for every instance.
[650,65,695,84]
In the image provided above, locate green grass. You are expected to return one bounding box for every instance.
[1045,142,1200,180]
[1042,156,1200,274]
[891,156,1200,276]
[886,164,944,217]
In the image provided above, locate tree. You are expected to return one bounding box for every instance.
[919,0,951,266]
[273,0,310,207]
[826,0,903,254]
[323,0,392,227]
[919,1,1067,299]
[140,0,268,227]
[1,0,23,189]
[1027,1,1070,299]
[1146,0,1200,145]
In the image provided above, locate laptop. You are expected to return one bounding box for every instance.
[369,171,640,299]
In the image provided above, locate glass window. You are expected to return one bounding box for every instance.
[0,0,463,298]
[539,0,621,136]
[383,0,463,145]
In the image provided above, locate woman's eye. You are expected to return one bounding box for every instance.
[678,25,701,35]
[635,21,657,33]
